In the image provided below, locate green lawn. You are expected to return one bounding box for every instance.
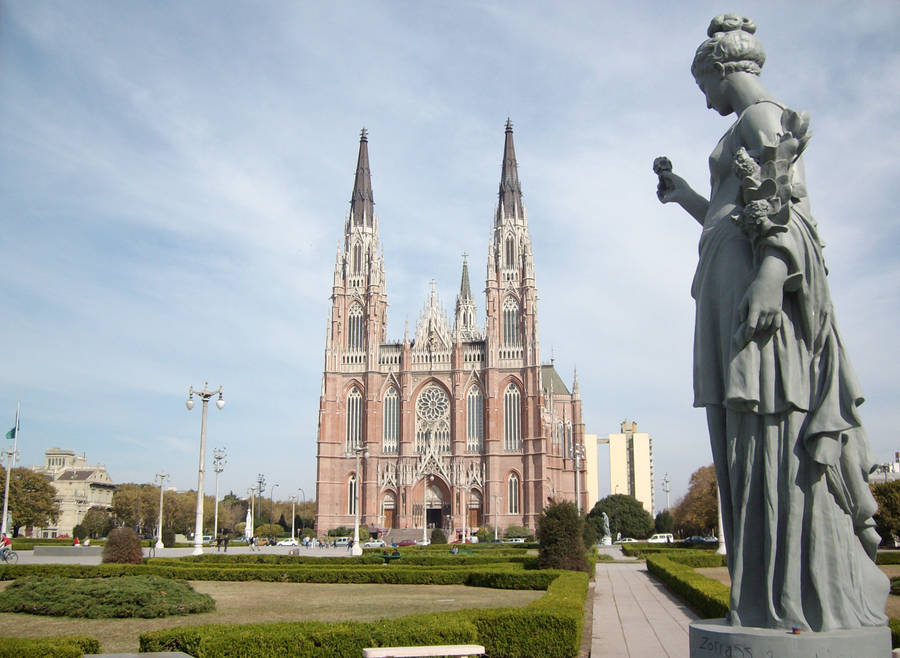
[0,580,542,653]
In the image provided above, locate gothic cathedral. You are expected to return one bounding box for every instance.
[315,121,585,538]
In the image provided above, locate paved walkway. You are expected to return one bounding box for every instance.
[591,551,697,657]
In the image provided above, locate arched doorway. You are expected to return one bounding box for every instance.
[425,482,444,528]
[382,491,397,529]
[467,489,483,529]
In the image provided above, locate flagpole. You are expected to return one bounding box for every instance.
[1,402,20,536]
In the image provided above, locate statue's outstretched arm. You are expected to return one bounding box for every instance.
[654,157,708,225]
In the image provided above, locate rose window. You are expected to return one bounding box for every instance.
[415,385,451,453]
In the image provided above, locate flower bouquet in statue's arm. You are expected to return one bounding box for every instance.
[732,108,813,294]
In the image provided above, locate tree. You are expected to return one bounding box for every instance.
[3,467,60,537]
[655,509,674,534]
[536,501,589,572]
[587,494,654,540]
[872,480,900,545]
[111,483,158,534]
[671,465,718,536]
[80,506,114,538]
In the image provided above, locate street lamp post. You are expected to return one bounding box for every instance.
[662,472,671,510]
[256,474,266,522]
[270,483,279,526]
[352,447,368,556]
[493,494,501,542]
[186,383,224,556]
[573,443,585,514]
[154,473,168,551]
[289,495,298,541]
[212,448,226,542]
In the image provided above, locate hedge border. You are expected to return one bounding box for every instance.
[0,635,100,657]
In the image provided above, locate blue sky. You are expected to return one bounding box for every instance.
[1,2,897,506]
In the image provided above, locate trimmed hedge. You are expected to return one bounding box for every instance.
[0,635,100,657]
[139,569,589,658]
[877,551,900,565]
[646,554,729,618]
[152,553,528,567]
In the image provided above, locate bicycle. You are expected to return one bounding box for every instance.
[0,550,17,564]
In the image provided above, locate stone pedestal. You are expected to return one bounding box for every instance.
[690,619,890,658]
[601,536,612,546]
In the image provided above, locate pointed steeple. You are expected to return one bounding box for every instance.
[454,253,480,340]
[349,128,374,227]
[497,118,522,223]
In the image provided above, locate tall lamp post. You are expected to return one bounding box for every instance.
[212,448,226,541]
[352,447,368,556]
[186,383,224,556]
[297,488,306,536]
[493,494,501,542]
[154,472,168,551]
[662,472,671,510]
[573,443,585,513]
[256,474,266,523]
[270,483,279,527]
[289,495,298,541]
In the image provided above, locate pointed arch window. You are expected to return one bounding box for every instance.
[415,384,451,454]
[502,297,520,346]
[346,387,363,451]
[508,473,520,515]
[352,242,363,275]
[505,235,516,269]
[348,304,365,351]
[466,386,484,452]
[565,421,573,458]
[503,384,521,451]
[348,474,358,516]
[382,388,399,454]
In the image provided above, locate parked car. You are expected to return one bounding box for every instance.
[647,533,675,544]
[415,539,431,546]
[503,537,526,544]
[614,537,638,544]
[276,538,299,546]
[394,539,417,547]
[332,536,351,547]
[363,539,386,548]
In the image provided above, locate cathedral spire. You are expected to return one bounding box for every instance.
[497,118,522,223]
[349,127,374,227]
[459,253,473,302]
[454,253,479,340]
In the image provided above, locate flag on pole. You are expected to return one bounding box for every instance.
[5,406,19,440]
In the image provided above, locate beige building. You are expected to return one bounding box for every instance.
[584,433,599,511]
[30,448,115,538]
[601,421,654,516]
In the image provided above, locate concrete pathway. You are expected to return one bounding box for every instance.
[592,560,697,657]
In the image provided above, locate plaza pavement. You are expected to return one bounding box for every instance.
[592,546,697,657]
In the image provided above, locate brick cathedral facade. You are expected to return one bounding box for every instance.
[315,122,586,537]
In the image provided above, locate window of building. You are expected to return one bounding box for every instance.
[566,421,573,458]
[352,242,363,275]
[502,297,519,346]
[348,474,357,516]
[415,384,451,453]
[348,304,365,351]
[505,235,516,269]
[504,384,521,451]
[346,387,363,451]
[508,473,520,515]
[383,388,399,454]
[466,386,483,452]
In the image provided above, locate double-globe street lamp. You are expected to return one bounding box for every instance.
[212,448,227,542]
[186,383,224,556]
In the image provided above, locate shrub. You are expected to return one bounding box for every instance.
[327,526,353,537]
[102,527,143,564]
[431,528,447,544]
[877,551,900,565]
[0,635,100,657]
[504,525,532,540]
[162,528,175,547]
[254,523,283,537]
[476,525,494,543]
[587,494,654,541]
[536,501,589,573]
[0,575,215,618]
[645,554,729,618]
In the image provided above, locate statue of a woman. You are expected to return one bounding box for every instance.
[656,15,888,632]
[601,511,610,540]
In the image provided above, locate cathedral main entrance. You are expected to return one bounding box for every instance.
[425,482,444,529]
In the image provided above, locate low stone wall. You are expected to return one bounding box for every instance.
[33,545,104,556]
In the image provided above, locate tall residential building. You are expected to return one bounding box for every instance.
[315,122,587,536]
[30,448,115,538]
[604,420,654,515]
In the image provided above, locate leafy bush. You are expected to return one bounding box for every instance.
[877,551,900,565]
[475,525,494,543]
[253,523,283,537]
[430,528,447,544]
[536,501,589,573]
[655,509,674,533]
[162,528,175,547]
[102,527,143,564]
[587,494,654,541]
[327,526,353,537]
[0,575,214,618]
[504,525,532,540]
[0,635,100,657]
[645,554,729,618]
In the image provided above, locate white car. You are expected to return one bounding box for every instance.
[503,537,526,544]
[276,538,299,546]
[615,537,638,544]
[415,539,431,546]
[363,539,386,548]
[647,533,675,544]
